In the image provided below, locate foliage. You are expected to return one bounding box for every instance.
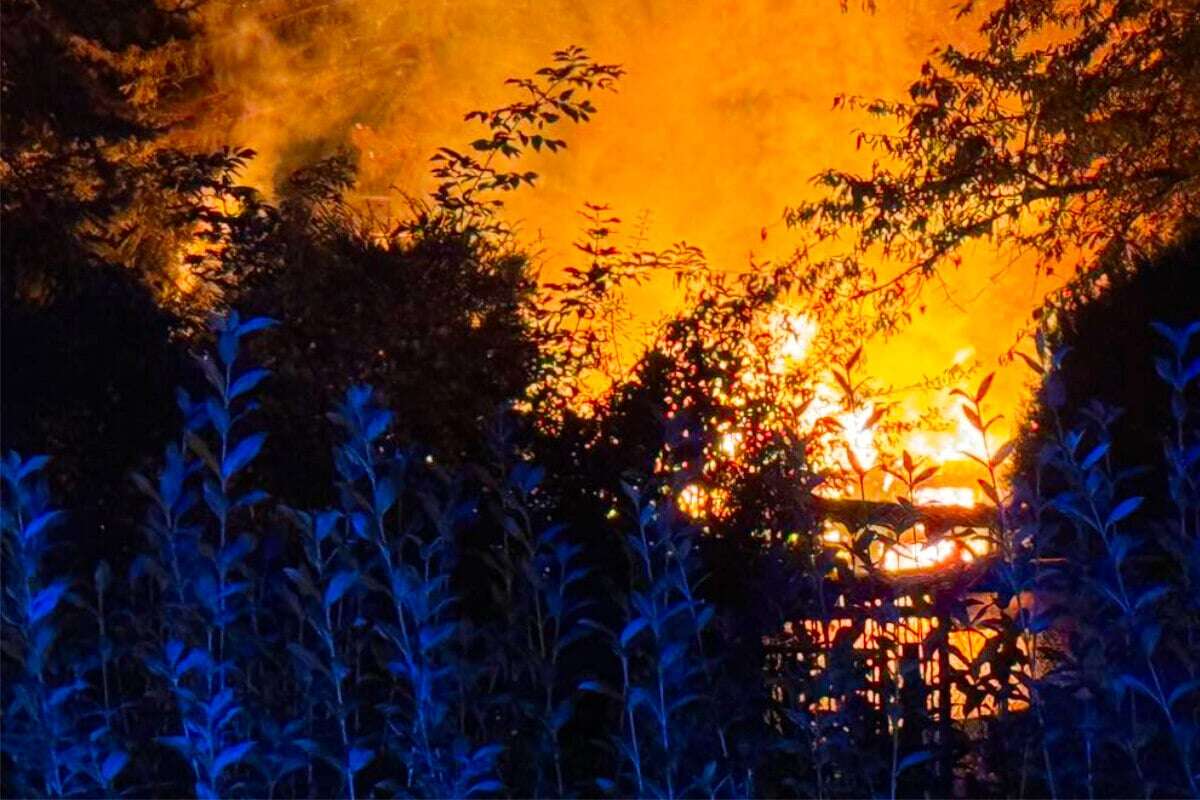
[785,0,1200,329]
[3,1,1199,796]
[421,45,624,236]
[1,453,129,797]
[3,281,1198,799]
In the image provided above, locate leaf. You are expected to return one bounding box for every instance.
[23,510,65,543]
[1168,679,1200,710]
[229,368,270,401]
[233,489,269,510]
[217,330,238,367]
[130,472,158,502]
[349,512,372,541]
[578,680,621,699]
[1135,585,1170,610]
[100,751,129,783]
[465,780,504,796]
[619,617,649,648]
[1106,496,1143,527]
[896,750,933,774]
[187,432,220,477]
[847,345,863,371]
[373,478,397,516]
[974,372,995,403]
[1015,351,1044,375]
[977,479,1000,507]
[212,740,255,779]
[348,747,374,773]
[364,408,393,443]
[990,440,1015,468]
[16,455,51,480]
[287,643,332,679]
[314,511,341,543]
[205,398,230,436]
[236,317,277,337]
[324,571,357,609]
[157,735,193,758]
[222,433,267,481]
[203,480,228,518]
[94,560,112,593]
[178,648,213,678]
[29,581,69,623]
[1118,674,1158,705]
[1080,442,1110,471]
[962,405,983,433]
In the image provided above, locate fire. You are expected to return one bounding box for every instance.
[667,303,999,577]
[913,486,975,508]
[182,1,1051,450]
[185,0,1043,576]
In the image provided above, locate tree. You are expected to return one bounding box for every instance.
[1,0,221,549]
[227,153,539,502]
[203,48,626,502]
[786,0,1200,329]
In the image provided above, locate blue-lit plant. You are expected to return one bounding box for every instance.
[475,435,595,795]
[133,312,274,797]
[278,505,369,799]
[1,453,130,797]
[582,481,740,799]
[328,384,502,797]
[1028,319,1200,798]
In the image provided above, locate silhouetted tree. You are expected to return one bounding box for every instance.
[787,0,1199,329]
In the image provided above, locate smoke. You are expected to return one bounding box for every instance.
[186,0,1062,450]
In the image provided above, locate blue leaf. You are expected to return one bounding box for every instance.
[212,740,255,779]
[1135,585,1170,610]
[16,454,51,480]
[896,750,933,774]
[218,534,255,573]
[315,511,341,543]
[348,747,374,773]
[236,316,277,337]
[205,398,231,436]
[233,489,270,509]
[222,433,267,481]
[157,735,193,758]
[1184,356,1200,386]
[349,512,372,540]
[29,581,69,623]
[1080,442,1110,471]
[165,639,186,667]
[364,409,393,443]
[324,571,357,609]
[1107,496,1143,527]
[178,648,213,678]
[373,478,397,516]
[23,510,65,543]
[465,779,504,796]
[619,617,649,648]
[101,751,130,782]
[229,368,270,401]
[203,480,229,518]
[1169,679,1200,709]
[217,329,238,367]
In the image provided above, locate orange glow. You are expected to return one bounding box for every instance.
[913,486,976,508]
[798,610,1026,720]
[179,2,1062,444]
[180,2,1060,541]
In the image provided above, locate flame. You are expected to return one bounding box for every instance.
[183,1,1057,557]
[180,2,1058,434]
[913,486,975,508]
